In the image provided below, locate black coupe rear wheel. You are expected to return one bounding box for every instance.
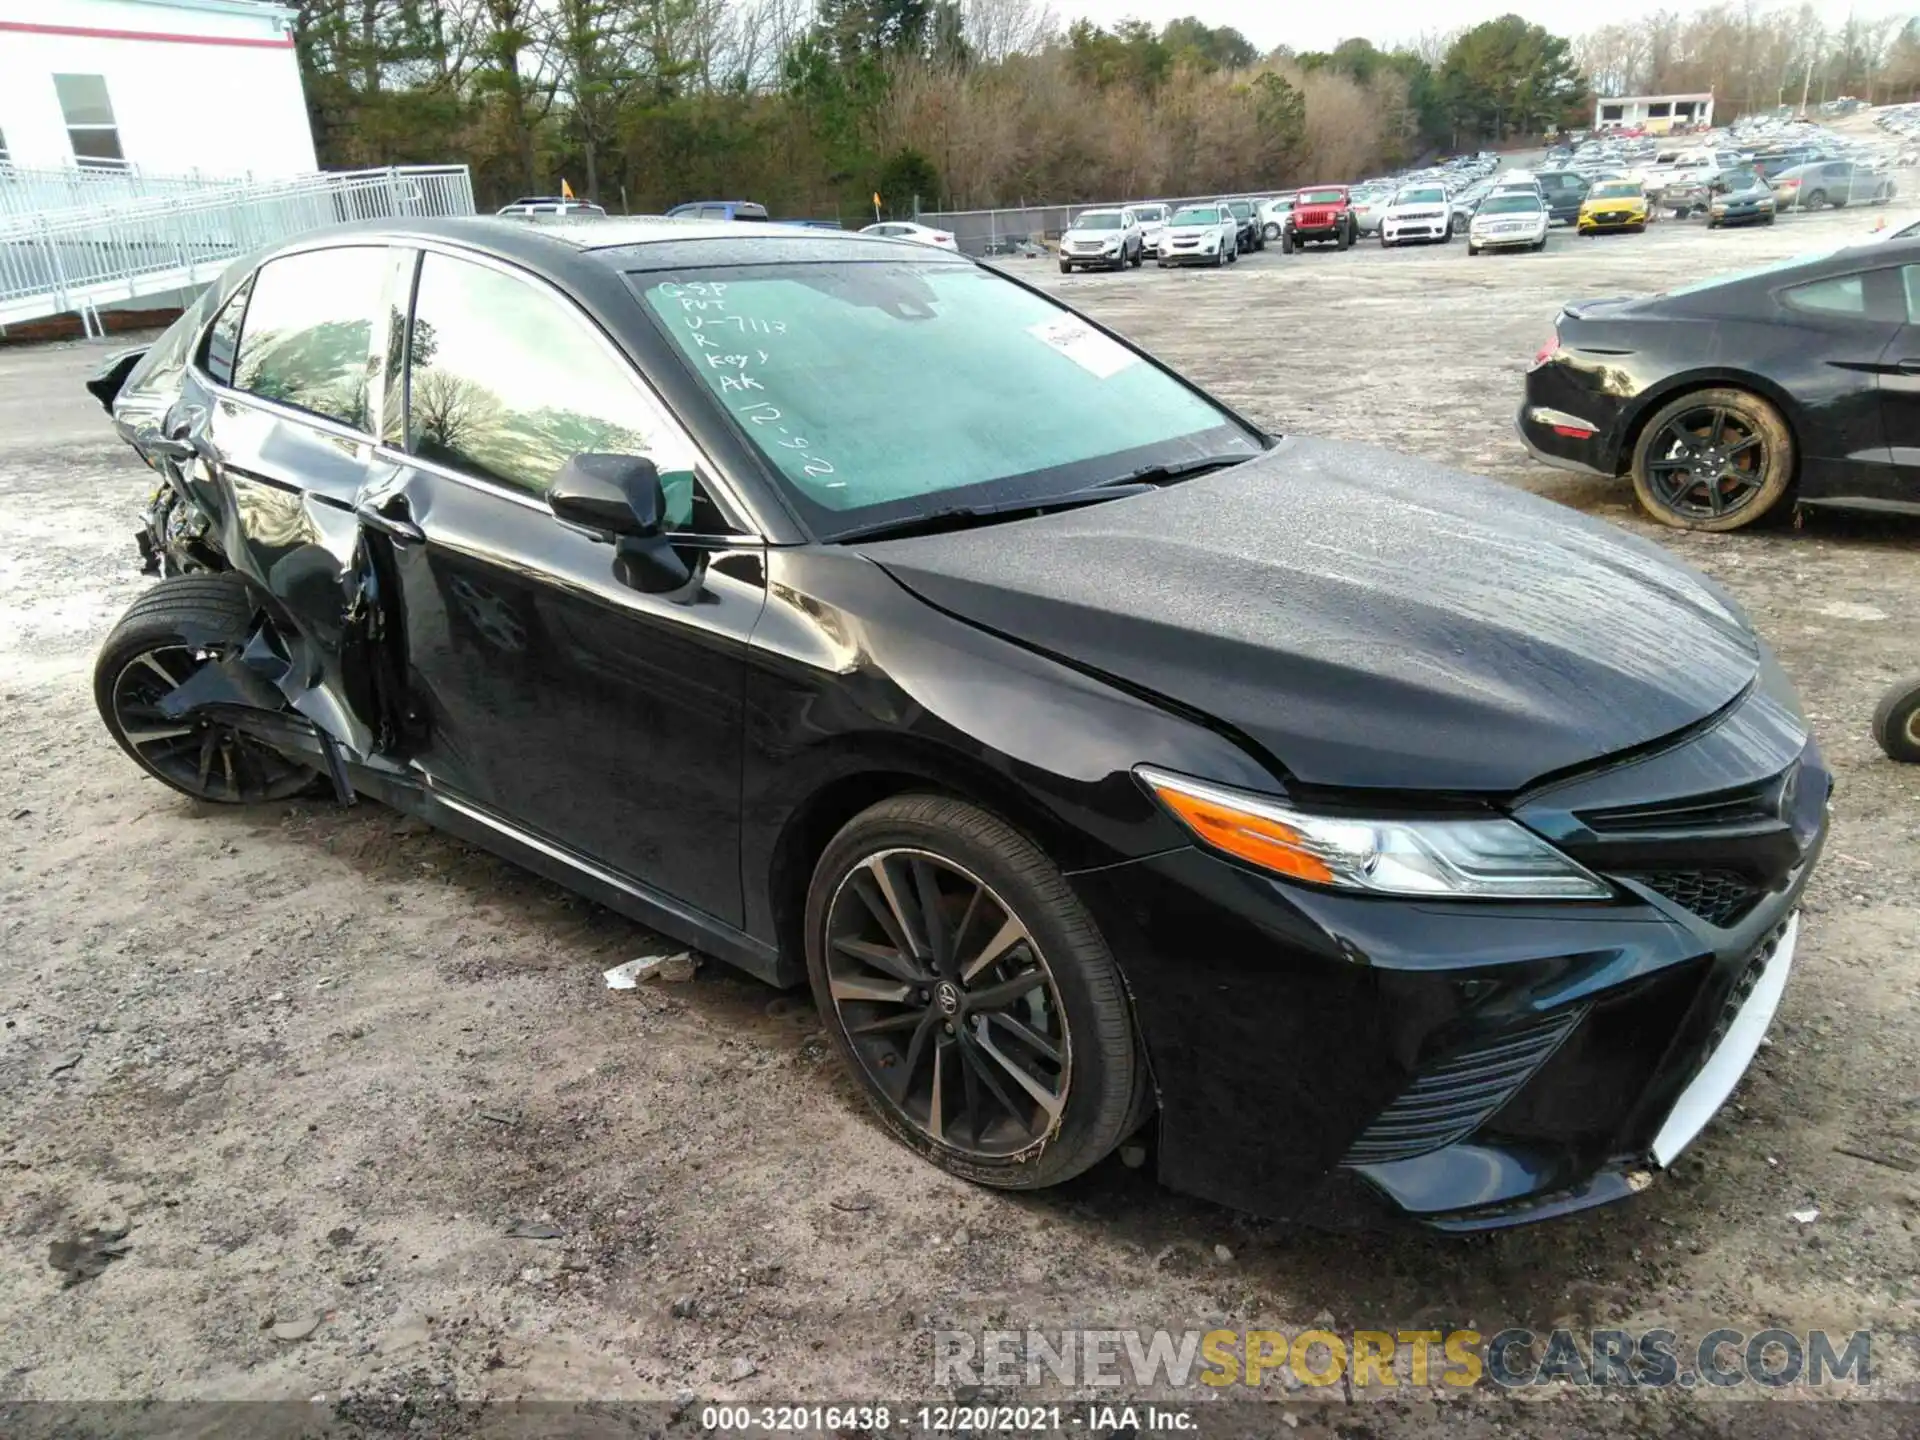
[805,795,1143,1187]
[95,573,318,804]
[1630,388,1794,531]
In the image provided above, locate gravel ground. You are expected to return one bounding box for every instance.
[3,198,1919,1433]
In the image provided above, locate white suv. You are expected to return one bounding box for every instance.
[1058,207,1144,272]
[1379,183,1454,247]
[1130,203,1171,256]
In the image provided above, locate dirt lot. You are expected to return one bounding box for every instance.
[3,200,1919,1432]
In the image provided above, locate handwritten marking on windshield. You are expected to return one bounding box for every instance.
[657,282,842,487]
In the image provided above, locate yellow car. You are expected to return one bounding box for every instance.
[1578,180,1650,234]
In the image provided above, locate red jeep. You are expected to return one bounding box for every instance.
[1282,185,1356,252]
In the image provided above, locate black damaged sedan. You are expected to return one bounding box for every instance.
[89,218,1827,1229]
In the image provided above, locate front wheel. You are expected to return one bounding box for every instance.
[1872,679,1920,763]
[1213,247,1226,267]
[1467,243,1480,255]
[1058,261,1071,274]
[1336,222,1351,251]
[94,573,320,805]
[1281,231,1295,254]
[1630,387,1795,532]
[805,795,1145,1189]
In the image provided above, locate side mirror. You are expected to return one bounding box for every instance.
[549,453,693,596]
[548,453,664,539]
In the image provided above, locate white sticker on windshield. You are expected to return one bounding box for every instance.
[1026,317,1139,380]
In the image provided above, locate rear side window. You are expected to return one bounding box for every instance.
[202,276,253,385]
[231,247,388,429]
[403,253,701,518]
[1781,268,1905,322]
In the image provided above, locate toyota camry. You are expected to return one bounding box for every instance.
[87,217,1828,1230]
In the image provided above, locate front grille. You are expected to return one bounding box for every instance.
[1624,869,1763,928]
[1341,1008,1586,1167]
[1579,778,1783,836]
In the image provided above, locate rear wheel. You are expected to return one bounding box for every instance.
[1805,189,1827,210]
[805,795,1144,1189]
[1263,222,1281,241]
[94,573,319,805]
[1630,387,1795,532]
[1871,679,1920,763]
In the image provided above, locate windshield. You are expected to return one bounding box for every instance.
[1170,207,1220,225]
[1298,189,1345,204]
[1480,194,1543,214]
[1074,212,1122,230]
[1395,187,1446,205]
[637,263,1259,539]
[1591,181,1641,198]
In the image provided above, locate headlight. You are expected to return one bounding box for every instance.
[1137,767,1612,900]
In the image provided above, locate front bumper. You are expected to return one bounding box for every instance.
[1383,219,1449,242]
[1072,714,1829,1231]
[1158,243,1222,265]
[1471,228,1545,249]
[1577,209,1647,231]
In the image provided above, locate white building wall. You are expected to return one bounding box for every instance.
[0,0,316,177]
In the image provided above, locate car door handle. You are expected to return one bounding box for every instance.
[354,498,426,544]
[1895,359,1920,376]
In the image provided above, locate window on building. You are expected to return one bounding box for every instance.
[54,74,125,169]
[1601,105,1624,121]
[1649,102,1672,118]
[231,247,389,429]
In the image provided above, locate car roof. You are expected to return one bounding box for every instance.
[270,214,952,274]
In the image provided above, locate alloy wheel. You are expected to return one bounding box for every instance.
[110,644,312,803]
[1644,405,1769,521]
[823,847,1069,1158]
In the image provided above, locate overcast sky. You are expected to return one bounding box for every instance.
[1049,0,1914,55]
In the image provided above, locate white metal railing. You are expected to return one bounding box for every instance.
[0,161,245,220]
[0,165,475,330]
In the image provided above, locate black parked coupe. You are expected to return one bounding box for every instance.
[1520,238,1920,529]
[89,218,1827,1230]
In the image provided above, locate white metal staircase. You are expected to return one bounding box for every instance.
[0,164,475,333]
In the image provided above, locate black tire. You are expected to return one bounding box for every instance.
[1630,386,1796,532]
[1213,246,1226,267]
[1467,243,1480,255]
[1129,241,1142,268]
[1336,221,1351,251]
[1379,232,1391,248]
[1058,260,1071,274]
[1871,679,1920,763]
[1281,230,1295,254]
[804,794,1144,1189]
[94,572,320,804]
[1805,189,1826,210]
[1263,222,1281,240]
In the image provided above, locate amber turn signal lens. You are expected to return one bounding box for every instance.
[1144,778,1336,884]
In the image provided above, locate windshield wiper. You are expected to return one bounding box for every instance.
[833,484,1155,544]
[1085,453,1254,490]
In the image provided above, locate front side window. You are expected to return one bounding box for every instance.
[405,253,696,512]
[54,74,124,168]
[232,247,388,429]
[637,261,1258,539]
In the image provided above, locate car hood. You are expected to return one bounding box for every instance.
[861,437,1759,793]
[1164,224,1219,237]
[1063,229,1121,242]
